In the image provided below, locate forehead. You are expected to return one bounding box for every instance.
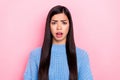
[51,13,68,20]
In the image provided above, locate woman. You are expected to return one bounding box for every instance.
[24,5,93,80]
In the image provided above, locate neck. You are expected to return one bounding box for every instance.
[52,39,66,45]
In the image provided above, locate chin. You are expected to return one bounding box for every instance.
[56,38,64,41]
[55,37,66,42]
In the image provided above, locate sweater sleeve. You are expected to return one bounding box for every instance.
[77,49,93,80]
[24,51,38,80]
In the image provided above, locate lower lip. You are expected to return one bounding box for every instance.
[56,34,63,38]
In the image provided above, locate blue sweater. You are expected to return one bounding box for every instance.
[24,44,93,80]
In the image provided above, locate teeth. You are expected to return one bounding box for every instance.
[56,32,62,35]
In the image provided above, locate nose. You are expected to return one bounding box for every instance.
[57,23,62,30]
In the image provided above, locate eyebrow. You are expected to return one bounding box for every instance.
[51,20,67,22]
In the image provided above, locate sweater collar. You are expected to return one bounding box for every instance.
[52,44,66,50]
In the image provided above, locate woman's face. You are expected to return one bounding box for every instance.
[50,13,69,44]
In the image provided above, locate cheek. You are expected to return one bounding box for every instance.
[65,24,69,31]
[63,25,69,34]
[50,25,56,34]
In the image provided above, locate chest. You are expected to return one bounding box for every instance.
[49,51,69,80]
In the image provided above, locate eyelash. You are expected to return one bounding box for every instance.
[51,22,67,25]
[62,22,67,24]
[51,22,56,24]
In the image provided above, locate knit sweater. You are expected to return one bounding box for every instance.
[24,44,93,80]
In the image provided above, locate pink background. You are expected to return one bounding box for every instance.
[0,0,120,80]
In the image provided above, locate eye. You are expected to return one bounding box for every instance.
[51,22,56,25]
[62,22,67,25]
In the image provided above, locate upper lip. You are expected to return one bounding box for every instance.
[56,32,63,34]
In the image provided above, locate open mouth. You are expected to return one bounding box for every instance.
[56,32,63,38]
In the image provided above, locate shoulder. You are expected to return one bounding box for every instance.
[29,47,42,61]
[76,47,90,66]
[76,47,88,59]
[30,47,41,56]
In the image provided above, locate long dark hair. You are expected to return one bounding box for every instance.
[38,5,78,80]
